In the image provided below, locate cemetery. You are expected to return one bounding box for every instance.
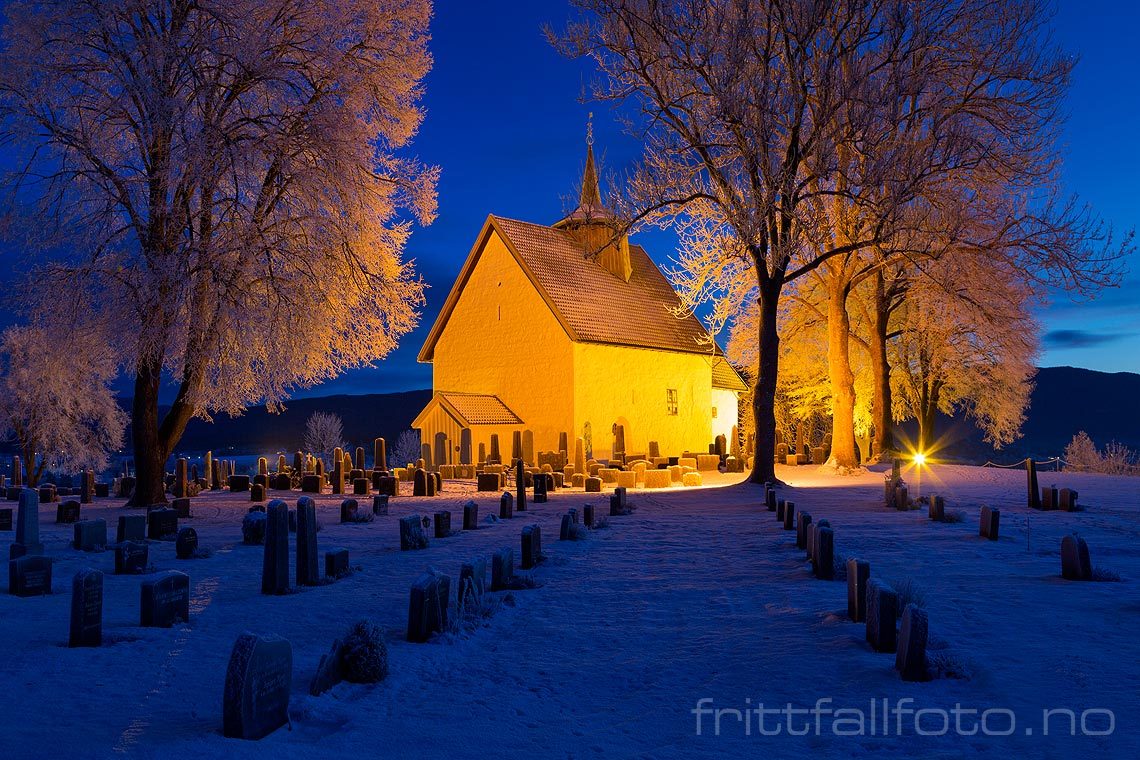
[0,0,1135,757]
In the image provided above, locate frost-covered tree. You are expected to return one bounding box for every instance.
[0,0,437,505]
[303,412,346,471]
[390,429,421,469]
[0,325,127,486]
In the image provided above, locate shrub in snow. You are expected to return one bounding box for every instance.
[592,516,611,530]
[927,652,972,681]
[1065,431,1138,476]
[936,509,966,524]
[449,587,505,636]
[242,512,267,544]
[890,578,927,616]
[1091,567,1122,582]
[340,620,389,683]
[832,553,848,581]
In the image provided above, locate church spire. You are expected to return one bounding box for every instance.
[580,113,602,209]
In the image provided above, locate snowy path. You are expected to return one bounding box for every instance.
[0,464,1136,758]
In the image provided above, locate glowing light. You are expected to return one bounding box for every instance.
[913,452,927,467]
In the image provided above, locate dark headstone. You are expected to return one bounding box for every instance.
[147,508,179,541]
[399,514,429,551]
[117,514,145,543]
[250,483,266,503]
[222,633,292,740]
[325,548,350,579]
[12,489,43,558]
[459,557,486,602]
[115,541,148,575]
[56,499,81,524]
[175,527,198,559]
[515,460,527,512]
[776,499,786,522]
[353,478,369,496]
[814,527,835,580]
[140,570,190,627]
[171,497,191,518]
[301,475,322,494]
[69,568,103,647]
[0,508,11,531]
[499,492,514,520]
[377,476,398,497]
[261,502,289,594]
[491,548,513,591]
[463,501,478,531]
[73,519,107,551]
[476,472,500,492]
[865,580,898,653]
[1059,488,1079,512]
[533,472,548,504]
[8,554,52,596]
[407,571,451,643]
[1026,458,1040,509]
[309,639,344,697]
[796,512,812,551]
[434,511,451,538]
[242,511,267,545]
[560,513,574,540]
[228,475,251,493]
[340,499,359,523]
[583,503,595,528]
[272,473,291,491]
[372,495,389,516]
[979,506,1000,540]
[847,559,870,622]
[413,469,428,497]
[895,604,929,681]
[118,476,136,498]
[521,524,542,569]
[1061,534,1092,581]
[1041,485,1058,510]
[782,501,796,531]
[94,483,110,498]
[296,498,319,587]
[765,488,777,511]
[929,495,945,521]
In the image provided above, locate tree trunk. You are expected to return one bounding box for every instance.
[870,271,895,459]
[918,382,938,454]
[827,282,858,467]
[21,445,38,488]
[748,283,781,484]
[128,359,169,507]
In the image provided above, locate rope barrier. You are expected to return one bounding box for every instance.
[981,457,1065,470]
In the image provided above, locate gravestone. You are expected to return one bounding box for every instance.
[560,513,573,540]
[582,504,595,528]
[73,519,107,551]
[499,492,514,520]
[894,485,909,511]
[895,604,929,681]
[377,476,398,497]
[0,508,11,531]
[117,514,146,543]
[515,460,527,512]
[374,437,387,472]
[118,476,136,498]
[8,555,52,596]
[476,472,501,492]
[12,489,43,559]
[463,501,478,531]
[434,511,451,538]
[147,508,179,540]
[413,469,428,497]
[371,495,389,516]
[261,502,289,594]
[140,570,190,627]
[459,429,472,466]
[251,483,266,503]
[865,580,898,653]
[175,527,198,559]
[56,500,81,524]
[584,477,602,493]
[814,527,835,580]
[228,475,250,493]
[242,511,267,545]
[69,569,103,647]
[39,484,56,504]
[847,559,870,622]
[1026,457,1041,509]
[520,524,542,569]
[222,633,292,740]
[325,548,350,579]
[309,639,345,697]
[1041,485,1058,510]
[1059,488,1079,511]
[929,495,945,521]
[295,499,319,587]
[533,473,548,504]
[795,512,812,551]
[491,548,514,591]
[115,541,149,575]
[407,571,450,643]
[353,478,369,496]
[95,483,110,498]
[459,557,487,601]
[782,501,796,531]
[765,488,777,511]
[171,497,191,518]
[979,506,1000,540]
[807,518,829,560]
[399,514,428,551]
[340,499,359,523]
[1060,534,1092,580]
[776,499,786,522]
[301,475,322,494]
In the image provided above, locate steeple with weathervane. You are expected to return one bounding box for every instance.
[554,113,633,282]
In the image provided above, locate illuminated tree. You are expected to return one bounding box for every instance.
[0,0,437,504]
[304,412,346,471]
[0,325,127,486]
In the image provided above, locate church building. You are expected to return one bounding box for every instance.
[412,136,746,464]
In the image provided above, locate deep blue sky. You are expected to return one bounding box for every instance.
[3,1,1137,400]
[321,0,1138,398]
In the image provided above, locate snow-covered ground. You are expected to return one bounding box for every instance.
[0,463,1136,759]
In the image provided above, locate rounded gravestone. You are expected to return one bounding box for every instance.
[175,527,198,559]
[242,512,267,545]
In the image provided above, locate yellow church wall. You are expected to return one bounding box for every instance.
[572,342,713,459]
[429,229,575,454]
[711,387,740,446]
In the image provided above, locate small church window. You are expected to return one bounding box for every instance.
[666,388,678,415]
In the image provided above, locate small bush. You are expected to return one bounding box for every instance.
[450,586,504,635]
[891,578,927,616]
[927,653,972,681]
[592,516,611,530]
[833,554,848,581]
[340,620,388,683]
[936,510,966,524]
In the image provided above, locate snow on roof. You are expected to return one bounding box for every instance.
[436,392,523,426]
